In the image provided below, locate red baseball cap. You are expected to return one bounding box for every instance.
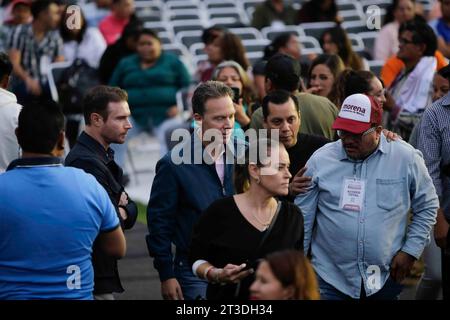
[332,94,383,134]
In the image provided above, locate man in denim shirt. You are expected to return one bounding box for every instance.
[295,94,439,300]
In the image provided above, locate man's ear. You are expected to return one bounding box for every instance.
[265,78,273,93]
[263,116,269,129]
[51,130,66,157]
[417,43,427,56]
[57,131,65,150]
[90,113,103,127]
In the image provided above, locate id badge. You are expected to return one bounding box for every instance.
[340,177,366,212]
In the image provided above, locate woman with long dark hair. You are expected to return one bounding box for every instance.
[320,26,367,71]
[60,7,106,68]
[205,31,250,73]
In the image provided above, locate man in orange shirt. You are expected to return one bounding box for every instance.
[381,51,448,88]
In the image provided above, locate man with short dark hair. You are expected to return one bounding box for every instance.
[296,94,438,300]
[7,0,64,104]
[251,55,337,198]
[0,99,126,300]
[250,53,339,141]
[389,20,439,140]
[0,52,21,173]
[261,89,330,198]
[146,81,246,300]
[65,85,137,300]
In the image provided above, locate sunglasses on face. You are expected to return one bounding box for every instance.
[337,126,378,140]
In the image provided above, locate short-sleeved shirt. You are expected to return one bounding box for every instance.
[0,157,119,300]
[8,24,63,85]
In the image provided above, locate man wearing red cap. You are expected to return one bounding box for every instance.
[295,93,439,300]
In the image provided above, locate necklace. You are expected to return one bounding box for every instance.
[251,200,277,229]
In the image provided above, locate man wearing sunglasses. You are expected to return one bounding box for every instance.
[295,93,439,300]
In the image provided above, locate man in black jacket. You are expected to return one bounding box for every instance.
[65,85,137,300]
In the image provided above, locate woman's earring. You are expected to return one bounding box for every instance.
[255,177,261,184]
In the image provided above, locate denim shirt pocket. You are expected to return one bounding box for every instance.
[376,178,406,211]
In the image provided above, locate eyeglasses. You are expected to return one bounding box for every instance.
[337,126,378,140]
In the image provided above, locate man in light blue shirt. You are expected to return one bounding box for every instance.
[295,94,439,300]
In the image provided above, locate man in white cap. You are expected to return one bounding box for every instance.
[295,93,439,300]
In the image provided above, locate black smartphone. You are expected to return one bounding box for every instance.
[242,259,260,271]
[231,87,240,104]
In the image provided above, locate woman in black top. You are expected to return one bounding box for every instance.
[189,139,304,300]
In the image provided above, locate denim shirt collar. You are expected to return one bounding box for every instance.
[7,157,62,171]
[78,131,115,164]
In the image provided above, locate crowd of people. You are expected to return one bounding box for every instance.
[0,0,449,301]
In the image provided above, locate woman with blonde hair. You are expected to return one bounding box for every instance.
[250,250,320,300]
[212,60,256,115]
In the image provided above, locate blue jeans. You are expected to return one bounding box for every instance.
[318,276,403,300]
[174,256,207,300]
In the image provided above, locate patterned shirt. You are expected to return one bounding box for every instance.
[417,93,450,219]
[8,24,63,85]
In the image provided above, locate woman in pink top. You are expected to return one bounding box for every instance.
[374,0,417,62]
[99,0,135,45]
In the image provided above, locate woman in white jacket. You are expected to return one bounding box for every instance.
[59,6,107,69]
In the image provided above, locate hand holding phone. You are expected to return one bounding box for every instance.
[231,87,240,104]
